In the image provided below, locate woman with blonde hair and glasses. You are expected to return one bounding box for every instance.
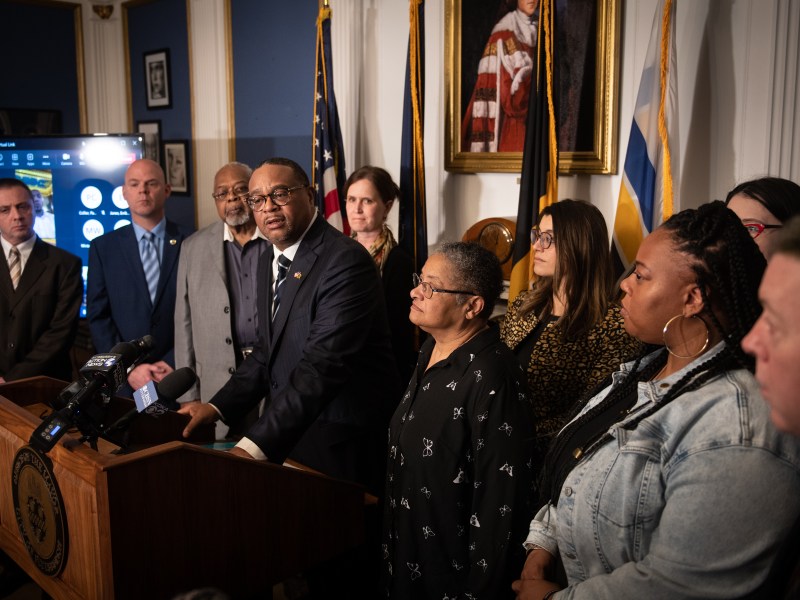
[500,199,640,470]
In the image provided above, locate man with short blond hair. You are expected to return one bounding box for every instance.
[743,215,800,598]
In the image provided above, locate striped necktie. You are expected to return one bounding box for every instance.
[8,246,21,290]
[141,232,160,304]
[272,254,292,320]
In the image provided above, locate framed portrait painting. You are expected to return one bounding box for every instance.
[136,120,161,164]
[163,140,189,194]
[144,49,172,109]
[445,0,620,174]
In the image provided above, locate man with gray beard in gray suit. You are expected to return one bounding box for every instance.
[174,161,269,439]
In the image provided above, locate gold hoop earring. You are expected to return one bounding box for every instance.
[663,314,710,359]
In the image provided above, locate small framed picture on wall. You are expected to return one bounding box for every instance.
[163,140,189,194]
[136,120,161,163]
[144,49,171,109]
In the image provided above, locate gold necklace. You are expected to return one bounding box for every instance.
[652,363,669,381]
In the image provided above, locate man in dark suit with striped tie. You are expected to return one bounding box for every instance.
[181,156,400,489]
[87,159,191,394]
[180,157,400,596]
[0,178,82,383]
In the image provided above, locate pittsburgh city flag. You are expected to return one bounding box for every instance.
[508,0,558,304]
[612,0,679,273]
[399,0,427,273]
[312,2,348,233]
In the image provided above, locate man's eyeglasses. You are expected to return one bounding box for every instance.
[245,185,306,210]
[412,273,476,299]
[743,222,782,239]
[530,228,555,249]
[211,186,249,202]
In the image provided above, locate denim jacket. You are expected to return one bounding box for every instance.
[526,344,800,599]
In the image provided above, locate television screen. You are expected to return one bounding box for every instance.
[0,134,144,317]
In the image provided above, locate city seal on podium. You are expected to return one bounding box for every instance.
[11,446,69,576]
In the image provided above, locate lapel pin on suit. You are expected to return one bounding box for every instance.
[169,239,177,245]
[294,272,302,279]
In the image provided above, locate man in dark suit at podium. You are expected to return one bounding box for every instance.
[180,156,399,491]
[0,178,82,383]
[180,157,401,597]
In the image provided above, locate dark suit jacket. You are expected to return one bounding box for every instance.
[87,221,189,366]
[0,238,82,382]
[210,217,401,493]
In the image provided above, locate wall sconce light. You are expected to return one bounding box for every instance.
[92,4,114,20]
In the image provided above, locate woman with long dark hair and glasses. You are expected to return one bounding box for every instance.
[500,199,640,472]
[512,201,800,599]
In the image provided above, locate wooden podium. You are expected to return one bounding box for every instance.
[0,377,366,599]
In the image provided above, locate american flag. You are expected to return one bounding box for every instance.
[312,3,348,233]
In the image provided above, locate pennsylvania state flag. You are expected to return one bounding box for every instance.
[509,0,558,304]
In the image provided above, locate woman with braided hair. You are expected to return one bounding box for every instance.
[511,201,800,600]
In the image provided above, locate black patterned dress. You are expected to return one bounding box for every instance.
[383,324,535,599]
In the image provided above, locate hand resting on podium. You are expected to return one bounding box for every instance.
[178,402,254,458]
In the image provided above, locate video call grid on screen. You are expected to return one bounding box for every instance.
[0,134,144,317]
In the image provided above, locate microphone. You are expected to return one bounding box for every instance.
[31,337,157,453]
[54,337,154,408]
[134,367,197,416]
[127,335,155,368]
[103,367,197,435]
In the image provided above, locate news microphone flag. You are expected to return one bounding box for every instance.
[508,0,558,304]
[133,368,197,415]
[312,1,348,234]
[133,381,167,415]
[612,0,679,273]
[399,0,428,273]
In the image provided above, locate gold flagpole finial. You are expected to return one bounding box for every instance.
[323,0,330,7]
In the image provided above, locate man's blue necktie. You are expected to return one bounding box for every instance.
[141,232,160,304]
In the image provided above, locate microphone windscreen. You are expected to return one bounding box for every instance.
[157,367,197,402]
[108,341,140,367]
[135,335,155,353]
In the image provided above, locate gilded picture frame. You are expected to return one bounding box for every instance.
[445,0,620,174]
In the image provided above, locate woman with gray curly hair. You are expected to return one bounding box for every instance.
[382,241,535,599]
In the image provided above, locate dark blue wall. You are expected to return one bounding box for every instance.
[0,0,321,226]
[231,0,317,173]
[0,1,81,134]
[127,0,195,230]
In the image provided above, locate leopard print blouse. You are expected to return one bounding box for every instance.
[500,292,642,462]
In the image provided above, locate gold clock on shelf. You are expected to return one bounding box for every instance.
[462,217,516,281]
